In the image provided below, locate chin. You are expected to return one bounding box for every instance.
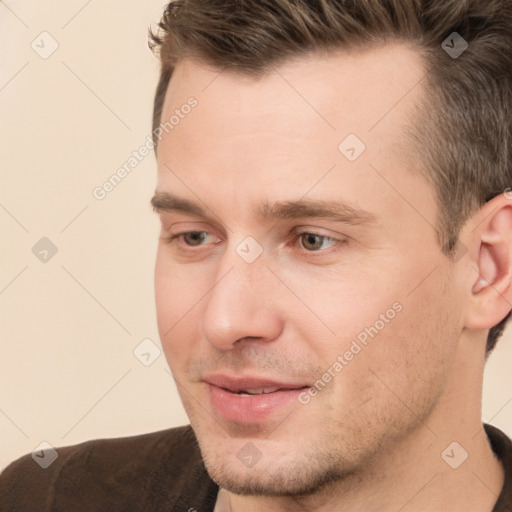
[201,445,356,498]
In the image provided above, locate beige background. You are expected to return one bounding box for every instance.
[1,0,511,471]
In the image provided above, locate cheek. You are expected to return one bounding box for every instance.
[280,261,400,356]
[154,251,198,361]
[291,260,459,407]
[345,270,459,412]
[155,249,206,326]
[154,251,178,334]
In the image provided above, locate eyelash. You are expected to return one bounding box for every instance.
[161,230,344,254]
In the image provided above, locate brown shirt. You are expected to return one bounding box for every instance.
[1,424,511,511]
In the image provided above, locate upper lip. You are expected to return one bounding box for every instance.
[204,374,309,393]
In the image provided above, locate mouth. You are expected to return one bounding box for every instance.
[204,374,310,423]
[230,387,289,396]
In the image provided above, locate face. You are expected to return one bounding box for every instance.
[153,45,465,496]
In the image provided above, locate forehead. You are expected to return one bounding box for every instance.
[161,43,425,133]
[155,44,433,229]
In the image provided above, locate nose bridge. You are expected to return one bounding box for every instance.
[200,242,283,349]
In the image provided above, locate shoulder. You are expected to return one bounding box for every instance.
[485,424,512,512]
[0,425,218,512]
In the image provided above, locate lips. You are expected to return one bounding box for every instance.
[204,374,308,394]
[204,374,310,423]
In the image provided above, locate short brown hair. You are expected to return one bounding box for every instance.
[149,0,512,354]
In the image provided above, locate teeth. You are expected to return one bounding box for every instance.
[237,387,280,395]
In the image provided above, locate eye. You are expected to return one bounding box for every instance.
[181,231,210,246]
[298,232,338,251]
[163,230,218,247]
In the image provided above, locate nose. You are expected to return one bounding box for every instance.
[200,252,284,351]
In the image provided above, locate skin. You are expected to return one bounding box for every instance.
[153,44,510,511]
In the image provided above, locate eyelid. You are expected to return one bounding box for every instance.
[293,229,346,252]
[292,224,350,240]
[291,225,349,241]
[161,218,223,236]
[163,230,221,246]
[158,213,225,236]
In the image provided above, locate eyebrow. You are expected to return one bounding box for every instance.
[151,192,378,226]
[151,192,206,217]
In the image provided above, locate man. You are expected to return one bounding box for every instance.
[1,0,512,510]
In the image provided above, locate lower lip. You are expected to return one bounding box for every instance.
[208,384,307,423]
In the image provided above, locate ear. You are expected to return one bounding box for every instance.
[465,194,512,331]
